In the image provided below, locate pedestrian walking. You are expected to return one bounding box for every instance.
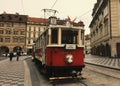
[16,51,20,61]
[9,51,13,61]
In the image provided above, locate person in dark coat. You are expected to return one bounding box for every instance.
[16,51,20,61]
[9,52,13,61]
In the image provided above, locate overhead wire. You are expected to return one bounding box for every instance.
[51,0,58,9]
[21,0,25,14]
[50,0,92,22]
[79,9,92,18]
[76,9,92,21]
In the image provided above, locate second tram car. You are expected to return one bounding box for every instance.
[33,16,85,79]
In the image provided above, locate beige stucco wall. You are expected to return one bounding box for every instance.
[90,0,120,57]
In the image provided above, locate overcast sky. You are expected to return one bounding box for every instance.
[0,0,96,34]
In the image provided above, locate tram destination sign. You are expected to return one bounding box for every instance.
[66,44,76,50]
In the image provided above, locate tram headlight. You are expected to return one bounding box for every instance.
[65,54,74,64]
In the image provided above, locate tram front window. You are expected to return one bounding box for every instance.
[62,30,78,44]
[51,29,58,44]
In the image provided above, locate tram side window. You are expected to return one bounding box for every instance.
[62,30,78,44]
[51,29,58,44]
[81,30,84,45]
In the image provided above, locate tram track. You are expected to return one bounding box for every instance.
[85,63,120,79]
[27,58,120,86]
[88,68,120,80]
[50,77,89,86]
[78,79,88,86]
[85,62,120,71]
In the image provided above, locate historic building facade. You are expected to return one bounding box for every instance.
[0,12,27,55]
[26,17,47,54]
[85,34,91,54]
[89,0,120,57]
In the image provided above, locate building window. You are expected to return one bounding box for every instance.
[14,31,18,35]
[28,40,30,44]
[38,32,40,37]
[104,19,108,34]
[28,32,31,38]
[93,31,95,36]
[33,32,36,38]
[91,33,93,37]
[39,27,40,31]
[19,23,26,28]
[6,30,11,34]
[34,27,36,31]
[99,24,103,36]
[8,15,12,20]
[13,37,18,42]
[0,38,3,42]
[0,30,4,34]
[19,17,22,21]
[100,28,103,35]
[20,31,25,35]
[29,26,31,31]
[96,28,98,33]
[104,6,108,17]
[0,23,4,27]
[5,37,10,42]
[6,23,12,27]
[13,23,19,27]
[20,37,25,43]
[1,16,5,20]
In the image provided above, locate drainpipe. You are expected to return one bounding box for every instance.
[109,0,112,39]
[108,0,112,57]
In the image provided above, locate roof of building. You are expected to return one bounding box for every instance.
[28,17,48,23]
[0,12,27,23]
[0,12,84,27]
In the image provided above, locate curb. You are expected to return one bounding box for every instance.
[24,60,32,86]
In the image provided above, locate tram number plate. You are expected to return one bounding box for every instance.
[66,44,76,50]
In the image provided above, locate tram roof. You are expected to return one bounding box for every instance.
[57,19,85,27]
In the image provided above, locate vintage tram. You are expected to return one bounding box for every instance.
[33,16,85,79]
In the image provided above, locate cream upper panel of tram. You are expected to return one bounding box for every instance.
[46,25,85,48]
[47,44,84,48]
[49,25,84,30]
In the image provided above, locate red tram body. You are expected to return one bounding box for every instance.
[33,16,85,79]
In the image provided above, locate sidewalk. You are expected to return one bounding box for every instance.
[0,56,7,61]
[85,54,120,70]
[0,56,32,86]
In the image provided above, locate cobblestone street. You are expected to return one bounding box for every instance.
[0,56,31,86]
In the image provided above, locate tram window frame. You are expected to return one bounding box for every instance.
[81,30,84,45]
[46,30,49,45]
[43,31,49,46]
[61,29,78,44]
[51,28,58,44]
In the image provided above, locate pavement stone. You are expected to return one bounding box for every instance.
[0,56,32,86]
[85,54,120,70]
